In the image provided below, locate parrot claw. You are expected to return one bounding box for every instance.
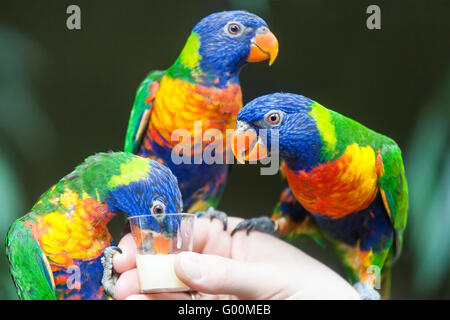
[353,282,381,300]
[101,246,122,299]
[195,207,228,231]
[230,216,278,236]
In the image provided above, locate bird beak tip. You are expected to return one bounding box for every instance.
[247,31,279,65]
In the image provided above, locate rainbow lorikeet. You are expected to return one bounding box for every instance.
[231,93,408,299]
[124,11,278,218]
[5,152,183,299]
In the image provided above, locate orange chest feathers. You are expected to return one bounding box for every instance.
[149,76,242,146]
[285,144,380,218]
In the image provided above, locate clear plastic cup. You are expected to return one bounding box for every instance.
[128,213,195,293]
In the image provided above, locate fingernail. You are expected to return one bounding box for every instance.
[179,252,204,281]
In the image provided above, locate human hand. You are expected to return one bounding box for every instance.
[112,217,361,300]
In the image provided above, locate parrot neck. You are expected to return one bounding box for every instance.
[167,57,240,88]
[281,147,321,173]
[167,32,241,88]
[280,104,343,171]
[278,114,324,172]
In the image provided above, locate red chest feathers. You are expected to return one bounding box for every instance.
[284,144,379,218]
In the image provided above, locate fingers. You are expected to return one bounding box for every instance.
[113,233,137,273]
[125,293,191,300]
[174,251,271,299]
[114,216,267,300]
[114,268,140,300]
[112,215,361,300]
[114,268,193,300]
[192,217,243,256]
[113,217,273,275]
[113,216,244,275]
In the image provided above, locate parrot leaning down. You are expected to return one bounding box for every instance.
[231,93,408,299]
[124,10,278,217]
[6,152,183,299]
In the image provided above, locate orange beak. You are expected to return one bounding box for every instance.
[247,30,279,66]
[231,122,269,163]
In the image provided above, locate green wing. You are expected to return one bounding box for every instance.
[6,217,56,300]
[124,70,166,153]
[378,143,409,261]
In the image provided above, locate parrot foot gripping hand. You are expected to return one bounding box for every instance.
[230,216,278,236]
[353,282,381,300]
[195,207,228,231]
[101,246,123,299]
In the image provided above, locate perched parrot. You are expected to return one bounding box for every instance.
[6,152,183,299]
[231,93,408,299]
[124,10,278,217]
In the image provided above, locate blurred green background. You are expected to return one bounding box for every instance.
[0,0,449,299]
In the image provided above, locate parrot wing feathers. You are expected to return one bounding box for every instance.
[6,218,56,300]
[124,70,166,153]
[377,143,408,261]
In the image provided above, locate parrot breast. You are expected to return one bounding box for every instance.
[285,143,379,218]
[146,75,242,149]
[137,75,241,212]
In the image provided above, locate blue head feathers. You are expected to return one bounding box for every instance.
[236,93,323,171]
[107,159,184,234]
[172,10,278,87]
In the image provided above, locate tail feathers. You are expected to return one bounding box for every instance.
[379,257,392,299]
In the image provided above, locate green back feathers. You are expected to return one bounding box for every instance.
[167,32,202,82]
[32,152,151,215]
[309,102,397,161]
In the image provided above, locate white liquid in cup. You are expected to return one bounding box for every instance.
[136,254,188,293]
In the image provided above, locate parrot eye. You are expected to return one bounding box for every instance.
[228,24,240,34]
[268,113,280,124]
[264,110,284,126]
[224,22,244,37]
[151,201,166,215]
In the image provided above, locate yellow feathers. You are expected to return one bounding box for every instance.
[59,188,79,210]
[309,102,337,153]
[108,157,150,188]
[38,189,113,266]
[179,32,202,70]
[341,143,378,190]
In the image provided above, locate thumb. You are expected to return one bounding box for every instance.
[174,252,269,299]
